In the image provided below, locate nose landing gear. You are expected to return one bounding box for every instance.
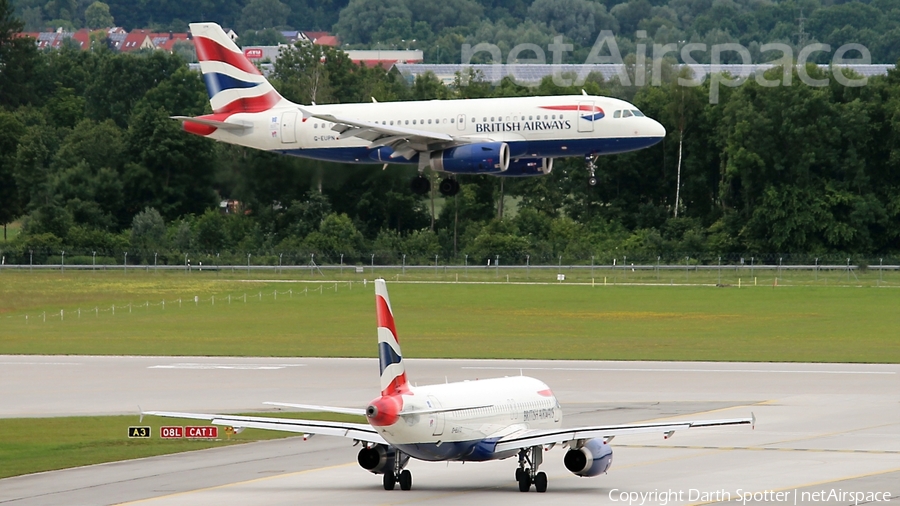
[586,155,598,186]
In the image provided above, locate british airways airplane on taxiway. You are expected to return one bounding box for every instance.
[178,23,667,196]
[147,280,754,493]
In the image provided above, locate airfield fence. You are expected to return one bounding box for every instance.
[2,247,900,270]
[1,249,899,290]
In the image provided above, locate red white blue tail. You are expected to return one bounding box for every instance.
[189,23,285,117]
[375,279,409,396]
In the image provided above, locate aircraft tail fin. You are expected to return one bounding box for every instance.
[375,279,409,396]
[189,22,285,116]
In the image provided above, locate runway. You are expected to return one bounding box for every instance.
[1,356,898,505]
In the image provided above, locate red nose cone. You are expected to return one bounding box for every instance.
[366,395,402,426]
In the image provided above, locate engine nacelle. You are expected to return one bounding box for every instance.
[495,158,553,177]
[430,142,510,174]
[357,444,395,475]
[564,438,613,477]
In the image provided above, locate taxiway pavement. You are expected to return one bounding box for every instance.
[1,356,898,505]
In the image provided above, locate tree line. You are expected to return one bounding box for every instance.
[2,1,900,266]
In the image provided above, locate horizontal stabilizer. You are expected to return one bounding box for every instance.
[263,402,366,417]
[172,116,252,132]
[400,404,494,416]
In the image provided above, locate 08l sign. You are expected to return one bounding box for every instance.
[186,426,219,438]
[160,426,184,439]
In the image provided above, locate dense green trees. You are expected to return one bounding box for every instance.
[3,2,900,265]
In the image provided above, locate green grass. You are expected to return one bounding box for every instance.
[0,221,20,244]
[0,412,363,479]
[1,271,898,362]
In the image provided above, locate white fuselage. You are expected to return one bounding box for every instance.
[206,94,665,164]
[373,376,562,462]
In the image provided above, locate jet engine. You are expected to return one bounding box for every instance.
[357,444,395,474]
[563,438,613,477]
[430,142,510,174]
[496,157,553,177]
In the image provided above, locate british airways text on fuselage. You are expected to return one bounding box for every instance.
[475,119,572,133]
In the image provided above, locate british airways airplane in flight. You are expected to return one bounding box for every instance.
[179,23,666,196]
[147,280,754,493]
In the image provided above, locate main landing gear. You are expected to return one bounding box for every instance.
[410,175,430,195]
[438,177,460,197]
[410,175,460,197]
[516,446,548,493]
[586,154,598,186]
[383,450,412,491]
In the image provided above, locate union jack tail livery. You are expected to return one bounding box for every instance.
[182,23,287,135]
[375,279,409,396]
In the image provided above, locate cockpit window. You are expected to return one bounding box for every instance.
[622,110,633,118]
[632,110,645,117]
[613,110,621,118]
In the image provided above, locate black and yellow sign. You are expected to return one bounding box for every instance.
[128,426,151,438]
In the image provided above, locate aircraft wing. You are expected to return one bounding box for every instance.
[492,414,754,453]
[302,110,461,160]
[143,410,386,445]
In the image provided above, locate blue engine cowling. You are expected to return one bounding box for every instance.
[564,438,613,477]
[495,157,553,177]
[430,142,510,174]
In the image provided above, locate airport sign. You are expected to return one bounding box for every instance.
[128,426,151,438]
[160,426,184,438]
[185,426,218,438]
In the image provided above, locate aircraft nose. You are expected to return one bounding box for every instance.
[648,118,666,138]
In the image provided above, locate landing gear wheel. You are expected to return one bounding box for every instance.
[515,468,524,482]
[383,472,396,490]
[534,472,548,493]
[410,176,430,195]
[518,469,532,492]
[399,469,412,490]
[439,178,460,197]
[588,176,598,186]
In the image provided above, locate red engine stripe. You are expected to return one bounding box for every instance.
[194,36,262,76]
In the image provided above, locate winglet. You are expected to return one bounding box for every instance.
[138,405,144,423]
[751,412,756,430]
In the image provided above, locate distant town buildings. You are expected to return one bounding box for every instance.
[18,27,337,56]
[242,45,423,68]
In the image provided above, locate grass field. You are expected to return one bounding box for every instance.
[0,412,362,479]
[1,270,898,362]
